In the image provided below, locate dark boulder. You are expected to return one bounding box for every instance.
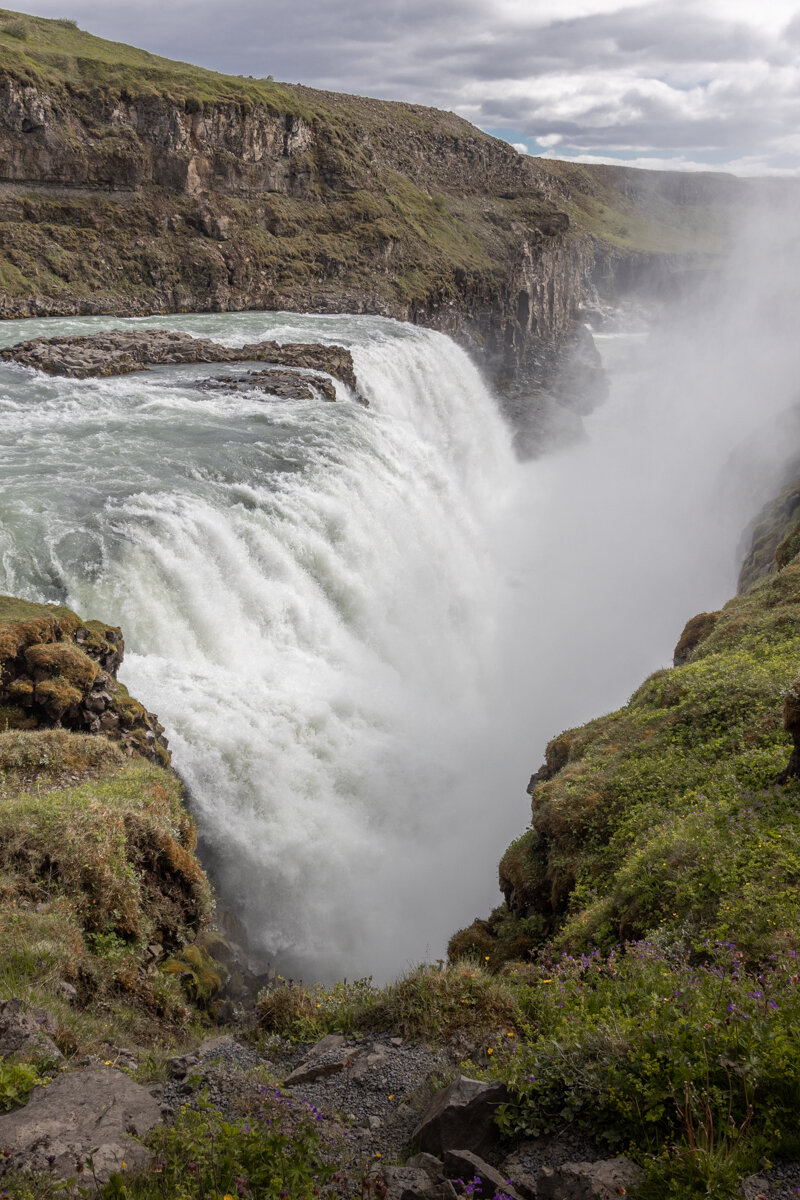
[411,1075,508,1158]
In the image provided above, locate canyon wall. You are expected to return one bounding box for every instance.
[0,11,742,432]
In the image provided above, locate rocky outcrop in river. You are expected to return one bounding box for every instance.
[1,327,364,399]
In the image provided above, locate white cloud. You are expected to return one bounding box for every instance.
[540,150,800,177]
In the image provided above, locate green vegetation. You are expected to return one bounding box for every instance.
[495,944,800,1197]
[450,553,800,971]
[107,1098,334,1200]
[256,961,520,1044]
[0,597,213,1053]
[0,1057,49,1112]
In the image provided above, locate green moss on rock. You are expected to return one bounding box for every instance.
[25,642,99,688]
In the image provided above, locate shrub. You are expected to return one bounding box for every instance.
[257,975,379,1042]
[105,1094,333,1199]
[497,941,800,1169]
[367,961,523,1041]
[162,945,222,1006]
[0,1059,48,1112]
[2,20,30,40]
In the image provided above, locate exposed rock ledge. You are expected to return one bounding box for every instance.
[0,328,366,403]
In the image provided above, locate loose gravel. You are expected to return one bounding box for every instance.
[162,1031,450,1171]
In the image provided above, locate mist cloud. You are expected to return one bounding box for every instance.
[15,0,800,174]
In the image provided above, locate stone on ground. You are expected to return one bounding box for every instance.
[537,1157,644,1200]
[411,1074,508,1158]
[0,998,61,1061]
[443,1148,525,1200]
[0,1067,163,1188]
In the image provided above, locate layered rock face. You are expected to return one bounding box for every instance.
[0,71,593,400]
[0,13,739,435]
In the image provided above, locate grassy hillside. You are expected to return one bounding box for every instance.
[0,9,310,111]
[449,551,800,969]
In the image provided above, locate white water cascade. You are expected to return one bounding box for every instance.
[1,277,799,982]
[0,313,527,980]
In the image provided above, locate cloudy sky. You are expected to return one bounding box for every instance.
[16,0,800,176]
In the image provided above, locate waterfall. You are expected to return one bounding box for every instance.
[2,249,799,981]
[0,313,523,980]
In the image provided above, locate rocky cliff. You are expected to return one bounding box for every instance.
[0,9,741,438]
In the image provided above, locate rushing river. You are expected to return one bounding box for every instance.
[0,306,796,981]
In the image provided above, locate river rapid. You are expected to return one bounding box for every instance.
[0,307,795,981]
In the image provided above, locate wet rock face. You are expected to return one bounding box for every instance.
[0,602,169,765]
[1,328,365,402]
[738,472,800,594]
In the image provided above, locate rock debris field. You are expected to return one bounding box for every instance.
[1,999,798,1198]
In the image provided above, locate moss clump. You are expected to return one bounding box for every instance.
[162,944,222,1006]
[0,613,80,667]
[24,643,99,687]
[32,675,83,721]
[0,593,165,763]
[672,609,720,665]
